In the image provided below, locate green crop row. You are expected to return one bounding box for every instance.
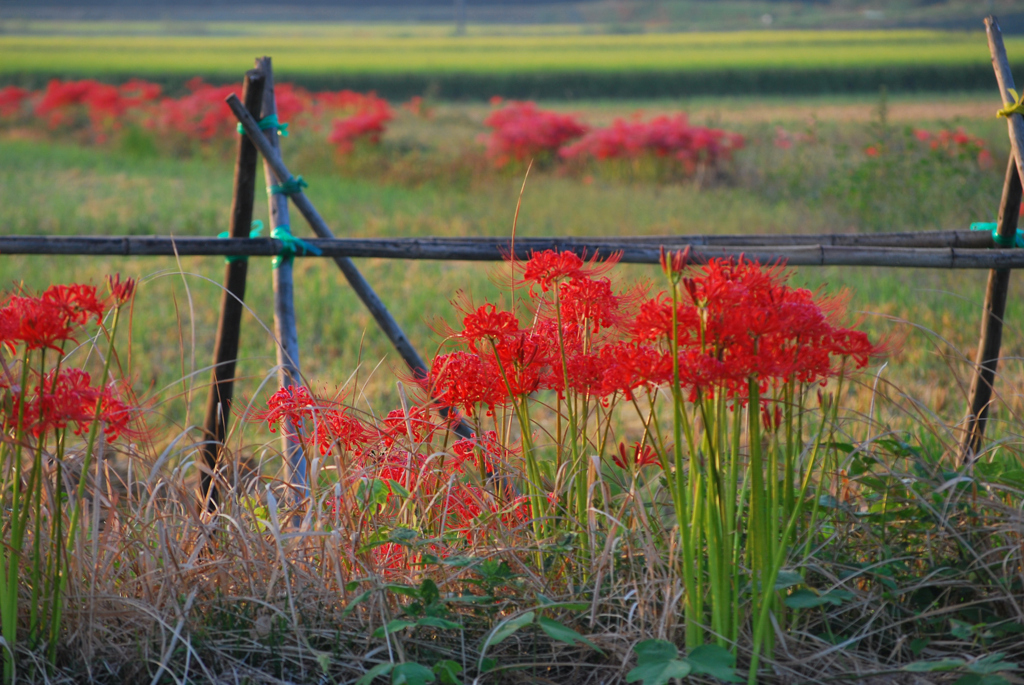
[0,64,1011,100]
[0,29,1018,75]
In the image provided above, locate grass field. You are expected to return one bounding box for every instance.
[0,26,1017,80]
[0,94,1015,432]
[6,76,1024,683]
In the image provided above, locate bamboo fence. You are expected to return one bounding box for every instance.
[3,15,1022,492]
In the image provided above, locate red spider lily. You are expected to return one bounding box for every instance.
[659,246,690,279]
[0,86,30,117]
[483,101,588,167]
[328,99,393,154]
[0,295,78,352]
[41,283,105,326]
[106,273,136,306]
[427,351,505,416]
[560,114,743,175]
[612,441,661,470]
[596,342,672,400]
[257,385,315,433]
[4,368,131,441]
[313,407,373,455]
[381,406,440,447]
[460,303,520,351]
[558,276,622,334]
[520,250,584,293]
[450,430,514,474]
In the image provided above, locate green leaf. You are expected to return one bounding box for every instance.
[774,570,804,591]
[387,479,412,499]
[389,526,419,546]
[950,619,976,640]
[358,478,390,509]
[416,616,463,631]
[485,611,535,648]
[419,579,440,606]
[626,660,692,685]
[373,620,416,639]
[433,660,463,685]
[345,580,362,592]
[634,639,679,665]
[955,675,1011,685]
[479,658,497,673]
[903,658,967,672]
[685,644,741,683]
[316,651,332,674]
[342,590,373,618]
[784,588,855,609]
[969,653,1019,674]
[537,616,603,653]
[909,638,929,656]
[392,662,436,685]
[357,663,394,685]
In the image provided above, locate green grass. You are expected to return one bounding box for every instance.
[0,28,1014,77]
[0,94,1017,434]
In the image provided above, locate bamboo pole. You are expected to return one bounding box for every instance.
[9,235,1024,268]
[257,57,307,498]
[0,229,996,256]
[959,16,1024,463]
[198,68,265,510]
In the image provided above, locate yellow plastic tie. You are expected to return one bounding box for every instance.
[997,88,1024,118]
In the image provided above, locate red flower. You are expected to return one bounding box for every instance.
[5,368,131,441]
[520,250,584,293]
[427,352,505,416]
[612,441,661,470]
[106,273,136,306]
[460,303,520,351]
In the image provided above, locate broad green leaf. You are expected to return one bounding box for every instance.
[818,494,840,509]
[634,639,679,665]
[357,663,394,685]
[969,653,1019,674]
[433,660,463,685]
[626,660,692,685]
[536,594,589,611]
[685,644,741,683]
[537,616,603,653]
[316,651,332,674]
[373,619,416,639]
[485,611,535,648]
[480,658,497,673]
[384,584,421,598]
[392,662,436,685]
[903,658,967,672]
[950,619,976,640]
[419,579,440,605]
[909,638,930,656]
[389,527,419,546]
[358,478,390,509]
[387,479,412,499]
[774,570,804,591]
[417,616,463,631]
[341,590,373,618]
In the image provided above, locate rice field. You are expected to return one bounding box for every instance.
[0,26,1015,78]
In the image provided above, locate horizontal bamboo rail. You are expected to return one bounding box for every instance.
[5,235,1024,268]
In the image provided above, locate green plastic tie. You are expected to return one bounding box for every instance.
[271,224,321,269]
[236,113,289,136]
[997,89,1024,118]
[970,221,1024,248]
[218,220,264,264]
[269,175,308,196]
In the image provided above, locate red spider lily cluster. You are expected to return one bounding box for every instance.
[0,77,398,151]
[912,127,993,169]
[559,114,745,173]
[254,386,530,561]
[327,95,393,154]
[482,100,589,166]
[481,101,744,175]
[426,249,876,417]
[0,278,137,442]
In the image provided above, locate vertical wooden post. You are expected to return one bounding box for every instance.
[960,15,1024,462]
[199,68,265,509]
[257,56,307,498]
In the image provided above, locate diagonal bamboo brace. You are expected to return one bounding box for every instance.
[226,92,472,438]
